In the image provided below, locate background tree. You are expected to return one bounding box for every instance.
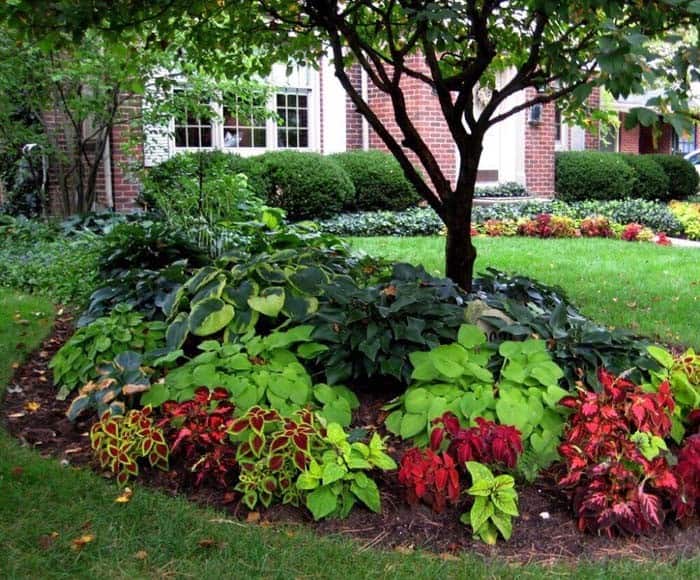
[2,1,700,287]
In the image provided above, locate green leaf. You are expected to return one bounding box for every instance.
[305,486,338,520]
[492,492,519,517]
[470,496,495,531]
[188,298,235,336]
[647,345,674,369]
[490,511,513,540]
[166,312,190,350]
[351,477,381,513]
[466,461,495,486]
[140,383,170,408]
[399,413,426,439]
[404,388,431,414]
[247,287,285,317]
[384,410,403,435]
[322,462,347,485]
[458,324,486,349]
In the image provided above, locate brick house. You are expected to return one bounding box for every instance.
[42,56,700,213]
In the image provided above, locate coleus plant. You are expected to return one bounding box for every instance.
[398,447,460,513]
[672,434,700,520]
[90,406,169,486]
[558,369,681,536]
[645,345,700,442]
[159,387,237,488]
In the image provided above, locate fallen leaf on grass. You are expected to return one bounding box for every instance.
[38,532,60,549]
[11,362,20,369]
[24,401,41,413]
[246,511,260,523]
[438,552,460,562]
[71,534,95,551]
[197,538,219,549]
[134,550,148,560]
[394,545,414,555]
[115,487,133,503]
[10,466,24,478]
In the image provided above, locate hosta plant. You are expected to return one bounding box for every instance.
[66,351,151,421]
[90,406,169,486]
[645,345,700,442]
[310,263,468,385]
[159,387,237,488]
[558,369,680,536]
[296,423,397,520]
[51,303,165,399]
[462,462,519,545]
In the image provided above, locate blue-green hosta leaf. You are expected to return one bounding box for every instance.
[166,312,189,350]
[283,294,319,320]
[191,274,226,305]
[222,280,259,308]
[183,266,220,293]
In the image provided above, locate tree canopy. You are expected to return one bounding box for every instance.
[2,1,700,287]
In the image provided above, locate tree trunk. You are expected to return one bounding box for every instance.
[445,211,477,291]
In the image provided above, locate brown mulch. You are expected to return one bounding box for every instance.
[3,315,700,566]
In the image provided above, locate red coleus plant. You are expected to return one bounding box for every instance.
[558,369,681,536]
[673,434,700,520]
[398,448,461,513]
[398,413,523,512]
[159,387,237,488]
[229,406,324,509]
[431,413,523,469]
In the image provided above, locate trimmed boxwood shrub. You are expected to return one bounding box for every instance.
[647,154,699,200]
[330,150,420,211]
[141,151,254,208]
[555,151,636,201]
[620,154,669,201]
[247,151,355,220]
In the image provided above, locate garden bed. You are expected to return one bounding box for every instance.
[3,315,700,566]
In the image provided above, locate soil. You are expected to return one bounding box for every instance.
[3,315,700,566]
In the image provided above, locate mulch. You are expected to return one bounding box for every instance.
[3,314,700,566]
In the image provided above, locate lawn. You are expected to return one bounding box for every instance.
[351,236,700,348]
[2,291,700,578]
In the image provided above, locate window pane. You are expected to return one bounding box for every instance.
[253,129,267,147]
[236,128,252,147]
[175,127,187,147]
[278,128,287,148]
[276,94,285,107]
[201,127,212,147]
[287,131,298,147]
[298,95,307,108]
[287,110,298,128]
[300,109,308,127]
[299,129,308,148]
[288,94,297,107]
[188,127,200,147]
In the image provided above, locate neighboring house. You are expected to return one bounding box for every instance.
[41,55,700,213]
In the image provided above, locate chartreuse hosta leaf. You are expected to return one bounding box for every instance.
[461,462,519,545]
[296,424,396,520]
[384,326,570,479]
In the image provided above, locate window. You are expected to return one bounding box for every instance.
[222,96,267,149]
[174,102,212,149]
[554,105,562,142]
[673,129,696,155]
[276,91,309,148]
[598,124,618,152]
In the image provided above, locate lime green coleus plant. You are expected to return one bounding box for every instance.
[385,324,570,479]
[296,423,397,520]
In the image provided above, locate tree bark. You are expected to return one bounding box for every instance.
[445,215,477,292]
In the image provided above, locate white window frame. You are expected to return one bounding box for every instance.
[166,65,320,158]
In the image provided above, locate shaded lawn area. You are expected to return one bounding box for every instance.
[1,293,700,578]
[350,236,700,349]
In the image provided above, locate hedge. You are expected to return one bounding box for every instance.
[620,154,669,201]
[647,154,699,200]
[329,150,420,211]
[247,151,355,220]
[555,151,636,201]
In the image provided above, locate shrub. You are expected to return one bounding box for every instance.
[669,201,700,240]
[648,154,699,200]
[248,151,354,220]
[620,154,670,200]
[555,151,636,201]
[517,214,578,238]
[140,151,254,209]
[579,215,613,237]
[621,223,654,242]
[330,150,420,211]
[474,181,528,198]
[318,207,443,236]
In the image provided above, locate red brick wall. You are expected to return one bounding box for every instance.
[110,97,143,212]
[523,92,556,196]
[619,113,640,153]
[583,88,601,150]
[365,55,457,186]
[345,65,364,150]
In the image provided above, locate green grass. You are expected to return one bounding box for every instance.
[351,236,700,348]
[1,292,700,578]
